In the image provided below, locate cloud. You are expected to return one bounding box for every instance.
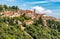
[4,0,16,2]
[47,0,60,2]
[27,0,60,4]
[22,4,27,6]
[51,0,60,2]
[30,1,48,4]
[32,6,52,14]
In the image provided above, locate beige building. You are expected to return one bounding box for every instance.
[24,20,33,25]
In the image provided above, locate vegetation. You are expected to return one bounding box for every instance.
[0,4,60,39]
[25,20,60,39]
[0,15,60,39]
[0,4,19,12]
[0,16,32,39]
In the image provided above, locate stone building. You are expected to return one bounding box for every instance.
[24,20,33,25]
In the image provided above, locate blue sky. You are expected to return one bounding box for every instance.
[0,0,60,18]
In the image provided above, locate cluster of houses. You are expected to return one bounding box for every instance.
[1,9,57,26]
[2,9,45,20]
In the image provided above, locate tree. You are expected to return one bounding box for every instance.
[11,6,19,10]
[4,5,8,10]
[15,6,19,10]
[0,5,3,12]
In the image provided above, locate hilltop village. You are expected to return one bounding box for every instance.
[0,9,56,27]
[2,9,56,20]
[0,5,60,39]
[0,4,58,27]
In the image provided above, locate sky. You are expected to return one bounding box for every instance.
[0,0,60,18]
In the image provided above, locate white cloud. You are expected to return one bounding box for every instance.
[4,0,16,2]
[47,0,60,2]
[30,1,48,4]
[32,6,52,14]
[27,0,60,4]
[51,0,60,2]
[22,4,27,6]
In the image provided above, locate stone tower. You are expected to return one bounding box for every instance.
[34,9,36,13]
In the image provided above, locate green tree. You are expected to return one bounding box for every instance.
[0,5,3,12]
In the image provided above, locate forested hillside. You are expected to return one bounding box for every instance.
[0,5,60,39]
[0,15,60,39]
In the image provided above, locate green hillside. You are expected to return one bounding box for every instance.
[0,15,60,39]
[0,4,60,39]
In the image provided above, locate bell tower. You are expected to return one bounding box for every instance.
[34,9,36,13]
